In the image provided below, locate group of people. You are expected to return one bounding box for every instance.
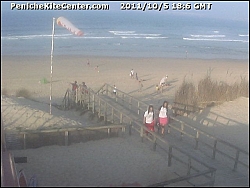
[143,101,169,136]
[71,81,88,94]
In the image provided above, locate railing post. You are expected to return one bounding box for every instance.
[87,91,90,110]
[168,146,172,166]
[65,131,69,146]
[115,92,118,102]
[212,140,217,159]
[92,95,95,114]
[67,90,70,109]
[104,102,107,124]
[106,84,108,95]
[180,123,184,141]
[107,128,110,137]
[75,88,78,104]
[122,93,124,104]
[140,126,144,142]
[23,133,26,149]
[129,97,132,110]
[111,108,114,123]
[137,101,140,115]
[213,116,218,127]
[195,130,199,149]
[64,91,67,110]
[129,121,132,135]
[98,99,101,118]
[122,126,125,133]
[187,157,191,175]
[120,113,123,124]
[233,150,240,171]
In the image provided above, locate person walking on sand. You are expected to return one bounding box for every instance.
[87,59,90,67]
[138,79,143,92]
[158,101,169,136]
[135,72,138,80]
[130,69,134,79]
[143,105,155,135]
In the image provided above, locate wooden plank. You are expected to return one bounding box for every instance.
[149,169,215,187]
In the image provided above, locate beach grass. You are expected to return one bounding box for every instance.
[15,88,32,99]
[175,74,249,107]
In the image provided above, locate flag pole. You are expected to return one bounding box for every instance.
[50,17,55,115]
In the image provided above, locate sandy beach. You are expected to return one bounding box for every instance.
[1,55,249,186]
[2,55,248,105]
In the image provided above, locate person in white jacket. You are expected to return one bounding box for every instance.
[159,75,168,93]
[143,105,155,134]
[158,101,169,136]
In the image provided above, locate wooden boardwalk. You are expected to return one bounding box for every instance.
[89,83,249,186]
[4,84,248,186]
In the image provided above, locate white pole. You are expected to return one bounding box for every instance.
[50,17,55,115]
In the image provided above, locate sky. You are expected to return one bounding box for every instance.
[1,1,249,22]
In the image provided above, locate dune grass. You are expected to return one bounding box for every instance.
[15,88,32,99]
[175,72,249,108]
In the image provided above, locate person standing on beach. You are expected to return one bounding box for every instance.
[80,82,88,94]
[138,79,143,92]
[87,59,90,67]
[130,69,134,79]
[95,65,99,72]
[71,81,78,93]
[158,101,169,136]
[143,105,155,135]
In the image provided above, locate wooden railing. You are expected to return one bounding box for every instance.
[77,84,216,186]
[4,85,217,186]
[97,83,149,116]
[5,125,126,150]
[96,84,249,172]
[149,169,215,187]
[171,102,203,116]
[168,116,249,172]
[191,110,247,127]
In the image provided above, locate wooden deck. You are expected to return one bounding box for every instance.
[3,83,249,186]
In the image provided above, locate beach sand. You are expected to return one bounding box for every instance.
[1,55,249,186]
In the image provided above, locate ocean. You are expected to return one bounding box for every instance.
[1,9,249,60]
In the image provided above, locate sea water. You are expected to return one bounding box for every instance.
[1,9,249,60]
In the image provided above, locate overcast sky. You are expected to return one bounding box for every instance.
[1,1,249,22]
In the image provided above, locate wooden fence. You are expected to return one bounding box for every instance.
[75,84,216,186]
[169,116,248,171]
[5,125,126,150]
[97,83,148,116]
[171,102,203,116]
[6,85,216,186]
[96,83,249,173]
